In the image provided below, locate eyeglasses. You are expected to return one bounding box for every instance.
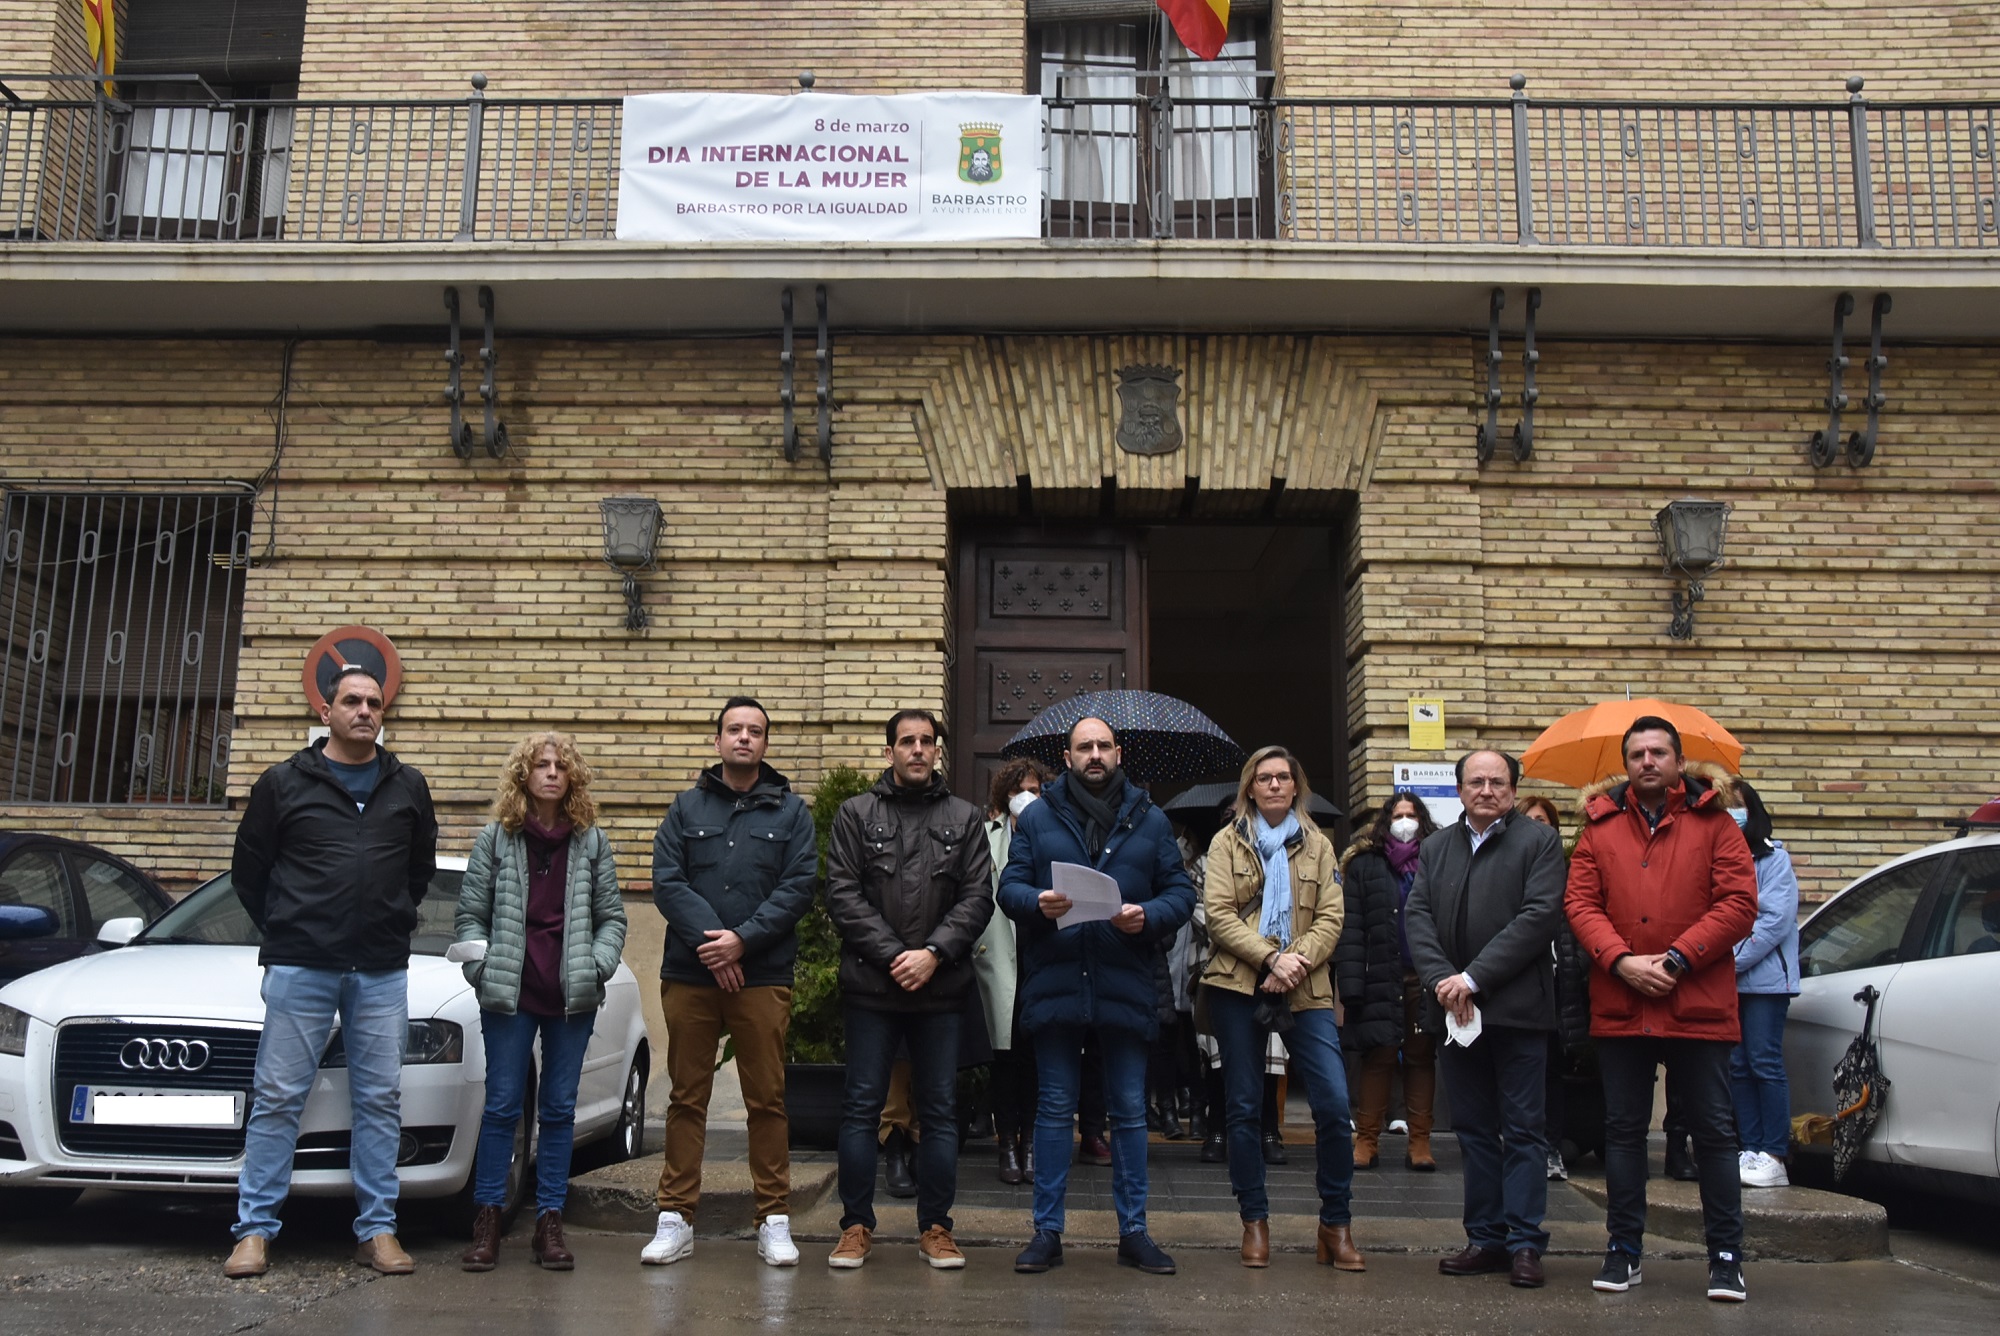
[1253,773,1295,787]
[1461,777,1513,791]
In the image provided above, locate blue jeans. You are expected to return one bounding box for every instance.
[837,1005,960,1232]
[1031,1023,1149,1236]
[1730,993,1792,1158]
[1206,988,1355,1225]
[476,1008,597,1213]
[235,966,407,1242]
[1439,1022,1549,1253]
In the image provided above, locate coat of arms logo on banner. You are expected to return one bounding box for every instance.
[958,122,1003,184]
[1115,364,1184,456]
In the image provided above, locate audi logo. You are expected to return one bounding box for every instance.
[118,1037,211,1073]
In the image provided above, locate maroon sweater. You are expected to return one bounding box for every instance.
[519,818,572,1017]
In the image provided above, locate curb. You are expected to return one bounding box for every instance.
[565,1154,838,1236]
[1566,1174,1889,1261]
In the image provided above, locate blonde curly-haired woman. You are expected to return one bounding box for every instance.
[455,733,625,1272]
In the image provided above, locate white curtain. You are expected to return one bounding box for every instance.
[1041,23,1141,205]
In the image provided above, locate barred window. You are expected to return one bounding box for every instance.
[0,489,253,804]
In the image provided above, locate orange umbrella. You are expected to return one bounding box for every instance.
[1520,698,1745,789]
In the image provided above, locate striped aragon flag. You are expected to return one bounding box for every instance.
[1155,0,1230,61]
[80,0,116,81]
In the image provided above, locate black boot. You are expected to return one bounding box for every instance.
[997,1133,1026,1185]
[884,1129,917,1197]
[1663,1132,1698,1182]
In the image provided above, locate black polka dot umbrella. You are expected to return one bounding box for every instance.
[998,690,1246,784]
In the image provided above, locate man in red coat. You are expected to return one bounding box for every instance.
[1565,716,1757,1303]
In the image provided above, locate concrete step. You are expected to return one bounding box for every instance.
[565,1153,837,1236]
[1566,1171,1888,1261]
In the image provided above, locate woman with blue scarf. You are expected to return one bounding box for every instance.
[1200,746,1362,1272]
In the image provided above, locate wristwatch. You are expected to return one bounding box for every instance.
[924,944,942,960]
[1662,947,1691,977]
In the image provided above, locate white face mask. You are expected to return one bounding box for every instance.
[1389,817,1420,842]
[1728,807,1749,829]
[1008,790,1040,820]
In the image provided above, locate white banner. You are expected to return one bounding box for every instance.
[616,92,1043,242]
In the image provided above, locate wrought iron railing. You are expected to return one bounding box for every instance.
[1,76,1994,247]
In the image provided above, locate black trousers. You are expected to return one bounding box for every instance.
[1440,1023,1549,1254]
[1597,1036,1744,1259]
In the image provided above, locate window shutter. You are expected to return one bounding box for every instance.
[1028,1,1267,21]
[119,0,309,86]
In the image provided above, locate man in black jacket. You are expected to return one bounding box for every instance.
[1404,749,1566,1289]
[225,664,438,1280]
[642,697,817,1270]
[822,709,992,1271]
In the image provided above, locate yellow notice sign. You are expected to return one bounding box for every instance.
[1408,698,1446,750]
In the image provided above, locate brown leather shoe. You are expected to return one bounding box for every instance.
[1405,1133,1437,1171]
[224,1235,269,1279]
[1509,1247,1545,1288]
[1316,1222,1365,1271]
[1240,1218,1270,1268]
[461,1206,502,1272]
[532,1210,574,1270]
[1438,1244,1509,1276]
[355,1233,415,1275]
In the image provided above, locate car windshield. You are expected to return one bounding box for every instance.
[136,870,465,957]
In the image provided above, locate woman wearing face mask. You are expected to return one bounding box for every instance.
[455,732,626,1272]
[1205,747,1363,1270]
[1336,791,1439,1170]
[977,757,1053,1184]
[1722,778,1800,1189]
[1517,796,1590,1181]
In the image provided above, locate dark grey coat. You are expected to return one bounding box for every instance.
[1403,808,1566,1035]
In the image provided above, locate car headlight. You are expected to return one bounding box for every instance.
[320,1019,463,1068]
[0,1003,29,1057]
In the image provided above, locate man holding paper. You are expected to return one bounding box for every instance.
[998,717,1195,1277]
[1403,748,1566,1290]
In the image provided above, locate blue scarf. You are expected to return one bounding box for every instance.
[1253,811,1301,947]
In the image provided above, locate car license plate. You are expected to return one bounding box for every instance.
[69,1085,245,1129]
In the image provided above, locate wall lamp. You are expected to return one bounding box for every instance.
[599,496,664,632]
[1651,499,1730,640]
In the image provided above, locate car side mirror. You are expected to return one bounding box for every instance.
[0,905,61,940]
[95,917,145,948]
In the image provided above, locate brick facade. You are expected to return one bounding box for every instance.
[2,328,1994,904]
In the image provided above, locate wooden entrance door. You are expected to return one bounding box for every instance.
[951,530,1146,809]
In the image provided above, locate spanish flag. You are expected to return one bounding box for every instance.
[1156,0,1229,62]
[80,0,116,82]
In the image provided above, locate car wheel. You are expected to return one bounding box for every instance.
[0,1187,81,1219]
[610,1051,648,1163]
[445,1063,535,1236]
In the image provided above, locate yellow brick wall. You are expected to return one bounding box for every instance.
[1275,0,2000,99]
[295,1,1028,100]
[3,331,1996,906]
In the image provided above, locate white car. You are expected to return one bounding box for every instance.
[0,857,650,1226]
[1785,822,2000,1203]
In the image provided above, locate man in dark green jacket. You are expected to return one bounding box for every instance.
[1404,748,1566,1290]
[642,697,816,1270]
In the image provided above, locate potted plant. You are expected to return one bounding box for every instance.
[782,763,871,1148]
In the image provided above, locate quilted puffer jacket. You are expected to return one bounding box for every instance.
[456,820,627,1016]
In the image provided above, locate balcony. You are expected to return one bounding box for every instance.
[3,79,1999,339]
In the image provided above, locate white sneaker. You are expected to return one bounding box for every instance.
[757,1214,800,1267]
[641,1210,694,1265]
[1740,1152,1790,1188]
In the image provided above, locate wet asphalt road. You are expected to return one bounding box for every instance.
[3,1188,1997,1336]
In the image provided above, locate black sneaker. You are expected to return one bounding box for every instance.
[1116,1231,1176,1275]
[1592,1250,1642,1292]
[1014,1230,1064,1274]
[1707,1253,1747,1302]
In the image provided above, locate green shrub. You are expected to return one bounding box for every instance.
[785,763,873,1064]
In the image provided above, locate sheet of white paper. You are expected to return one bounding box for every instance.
[1445,1006,1484,1047]
[445,939,488,964]
[1051,862,1124,929]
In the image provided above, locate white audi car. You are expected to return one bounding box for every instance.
[0,857,650,1226]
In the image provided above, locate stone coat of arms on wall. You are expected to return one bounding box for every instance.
[1115,364,1183,455]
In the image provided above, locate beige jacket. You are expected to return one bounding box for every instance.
[1200,818,1344,1011]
